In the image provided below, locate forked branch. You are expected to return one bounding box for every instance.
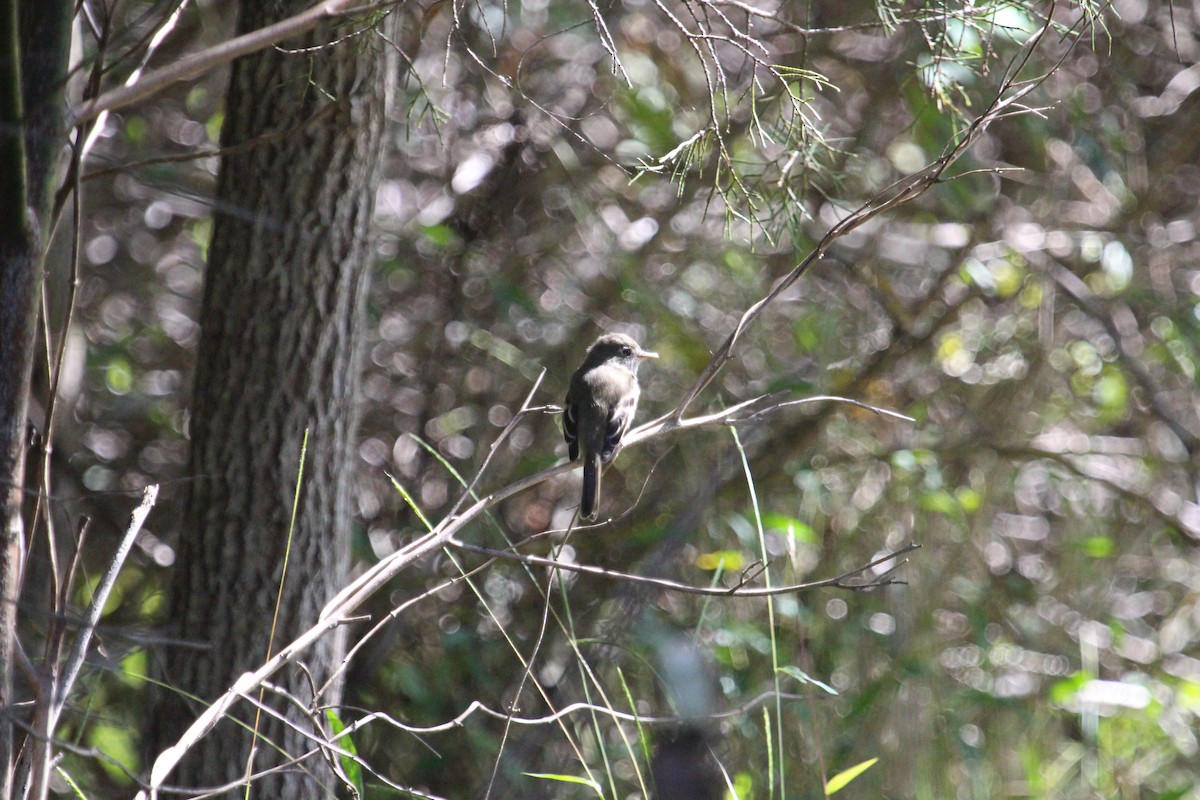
[139,8,1062,794]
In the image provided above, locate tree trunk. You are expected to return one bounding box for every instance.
[0,7,36,793]
[154,4,395,794]
[0,2,70,796]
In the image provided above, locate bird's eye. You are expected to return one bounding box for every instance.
[621,346,633,356]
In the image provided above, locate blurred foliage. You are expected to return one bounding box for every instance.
[22,0,1200,797]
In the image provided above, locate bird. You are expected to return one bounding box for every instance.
[564,333,658,519]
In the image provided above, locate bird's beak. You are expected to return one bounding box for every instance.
[638,349,659,360]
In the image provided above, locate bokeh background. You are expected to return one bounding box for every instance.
[30,0,1200,796]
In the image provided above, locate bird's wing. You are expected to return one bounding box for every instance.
[563,391,580,461]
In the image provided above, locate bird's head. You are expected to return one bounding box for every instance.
[585,333,659,373]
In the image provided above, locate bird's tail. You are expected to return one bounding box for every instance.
[581,452,601,519]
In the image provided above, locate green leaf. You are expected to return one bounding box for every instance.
[955,487,982,513]
[119,650,148,688]
[421,223,456,248]
[1093,368,1128,415]
[919,489,960,517]
[1049,671,1093,705]
[204,111,223,144]
[825,757,878,795]
[125,115,148,144]
[105,358,134,395]
[793,315,821,352]
[695,550,745,571]
[88,723,138,784]
[189,218,213,260]
[1082,535,1114,558]
[523,773,603,795]
[762,512,816,543]
[54,766,87,800]
[387,471,432,530]
[326,709,364,797]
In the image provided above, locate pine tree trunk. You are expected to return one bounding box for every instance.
[0,3,70,796]
[155,5,395,794]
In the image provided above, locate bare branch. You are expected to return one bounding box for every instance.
[333,688,824,739]
[141,9,1065,791]
[445,537,920,597]
[669,2,1062,421]
[71,0,392,125]
[55,485,157,717]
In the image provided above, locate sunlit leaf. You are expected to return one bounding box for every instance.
[920,490,960,517]
[1049,671,1093,705]
[54,766,87,800]
[1093,368,1128,415]
[825,757,878,795]
[955,487,982,513]
[993,259,1024,297]
[119,650,148,689]
[105,358,134,395]
[204,110,223,144]
[1019,281,1044,308]
[523,773,603,795]
[125,116,148,145]
[327,709,364,797]
[695,550,745,571]
[937,332,965,363]
[421,223,457,248]
[88,724,138,784]
[762,512,816,542]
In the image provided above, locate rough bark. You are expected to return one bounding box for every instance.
[0,3,69,796]
[0,5,35,791]
[154,4,395,795]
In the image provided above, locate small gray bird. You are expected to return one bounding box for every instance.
[564,333,658,519]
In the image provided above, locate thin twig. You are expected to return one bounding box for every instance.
[669,2,1061,421]
[333,688,824,739]
[141,9,1062,789]
[71,0,393,125]
[53,484,158,720]
[445,537,920,597]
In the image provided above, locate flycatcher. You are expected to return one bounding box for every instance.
[564,333,658,519]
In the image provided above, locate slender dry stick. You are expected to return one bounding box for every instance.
[389,443,596,800]
[243,430,309,795]
[71,0,390,125]
[79,0,191,161]
[23,486,159,800]
[670,4,1059,422]
[25,139,84,760]
[25,46,99,775]
[141,12,1063,792]
[446,538,917,597]
[81,91,340,183]
[445,370,547,519]
[314,570,489,701]
[334,689,823,737]
[138,398,922,792]
[54,485,158,717]
[481,563,571,800]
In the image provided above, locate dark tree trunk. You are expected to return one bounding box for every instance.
[154,4,395,795]
[0,6,36,792]
[0,2,70,797]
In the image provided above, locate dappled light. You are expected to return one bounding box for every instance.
[2,0,1200,798]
